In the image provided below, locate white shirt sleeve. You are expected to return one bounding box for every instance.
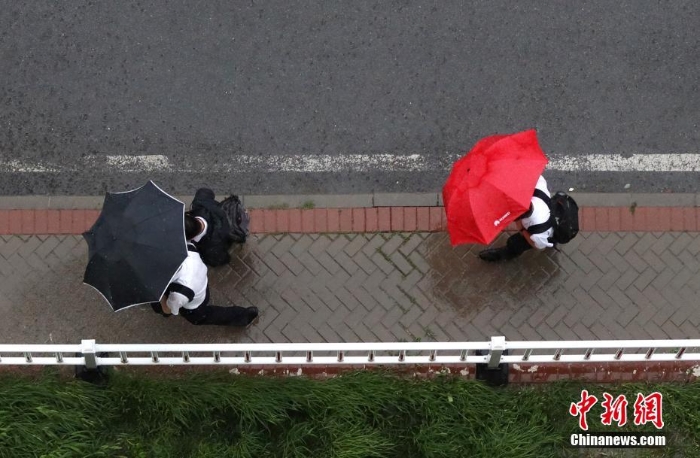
[535,175,549,195]
[166,291,191,316]
[192,217,208,243]
[529,233,554,250]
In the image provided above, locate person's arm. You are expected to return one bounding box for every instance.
[521,224,555,250]
[165,291,190,316]
[520,228,538,248]
[515,220,537,248]
[160,295,172,315]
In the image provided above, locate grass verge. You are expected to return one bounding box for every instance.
[0,370,696,457]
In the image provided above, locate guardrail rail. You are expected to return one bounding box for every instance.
[1,337,700,369]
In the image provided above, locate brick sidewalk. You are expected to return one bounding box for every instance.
[0,201,699,346]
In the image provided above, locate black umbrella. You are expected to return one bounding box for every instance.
[83,181,188,311]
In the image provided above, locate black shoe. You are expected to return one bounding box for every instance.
[245,307,259,328]
[478,247,511,262]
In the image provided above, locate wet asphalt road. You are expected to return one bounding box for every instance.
[1,1,699,195]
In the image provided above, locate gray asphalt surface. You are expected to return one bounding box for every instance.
[1,1,699,195]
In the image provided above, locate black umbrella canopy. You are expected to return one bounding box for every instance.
[83,181,188,311]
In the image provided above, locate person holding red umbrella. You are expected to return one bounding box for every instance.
[478,174,554,261]
[442,129,555,260]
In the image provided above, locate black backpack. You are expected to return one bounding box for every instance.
[527,189,579,245]
[219,195,250,243]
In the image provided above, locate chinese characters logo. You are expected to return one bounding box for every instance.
[570,390,664,430]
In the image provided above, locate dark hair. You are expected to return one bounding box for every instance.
[184,213,200,240]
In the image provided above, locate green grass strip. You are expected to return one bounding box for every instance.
[0,370,697,457]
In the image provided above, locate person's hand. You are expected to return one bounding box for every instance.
[521,229,537,248]
[160,296,172,315]
[528,232,554,250]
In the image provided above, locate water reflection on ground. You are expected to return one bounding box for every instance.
[423,232,562,319]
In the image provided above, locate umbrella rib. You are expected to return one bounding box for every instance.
[442,130,548,246]
[481,173,537,208]
[127,242,184,280]
[96,243,184,309]
[129,238,186,253]
[128,204,184,227]
[86,182,187,310]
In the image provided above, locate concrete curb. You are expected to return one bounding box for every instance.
[0,192,698,210]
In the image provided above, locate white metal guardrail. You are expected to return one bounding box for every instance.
[1,337,700,369]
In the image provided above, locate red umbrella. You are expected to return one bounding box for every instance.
[442,129,549,246]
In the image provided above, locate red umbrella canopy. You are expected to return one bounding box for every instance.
[442,129,549,246]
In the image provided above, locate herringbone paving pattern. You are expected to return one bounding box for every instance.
[0,232,698,344]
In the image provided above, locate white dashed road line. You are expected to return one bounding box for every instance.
[1,153,699,173]
[548,154,700,172]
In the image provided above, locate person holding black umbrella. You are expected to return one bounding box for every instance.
[152,242,259,326]
[84,180,258,327]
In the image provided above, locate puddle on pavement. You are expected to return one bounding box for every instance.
[0,236,253,344]
[423,232,562,315]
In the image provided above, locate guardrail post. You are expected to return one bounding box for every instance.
[76,339,109,386]
[487,336,505,369]
[476,336,509,387]
[81,339,97,369]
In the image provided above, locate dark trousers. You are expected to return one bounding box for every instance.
[151,288,252,326]
[504,232,533,259]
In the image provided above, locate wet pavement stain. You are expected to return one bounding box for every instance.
[424,231,563,318]
[0,232,699,346]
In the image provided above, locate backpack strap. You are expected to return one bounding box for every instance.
[526,219,552,235]
[525,189,553,235]
[533,188,551,206]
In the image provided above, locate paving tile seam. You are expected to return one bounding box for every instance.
[1,232,699,350]
[1,206,699,236]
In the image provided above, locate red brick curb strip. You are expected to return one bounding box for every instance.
[210,361,700,384]
[9,361,699,384]
[1,207,699,235]
[12,361,697,384]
